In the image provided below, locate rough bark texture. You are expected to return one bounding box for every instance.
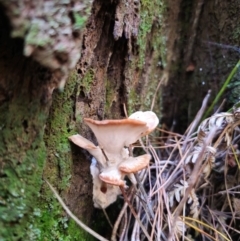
[60,0,166,238]
[0,0,165,240]
[1,0,239,240]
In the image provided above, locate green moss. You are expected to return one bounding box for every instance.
[26,71,95,240]
[76,114,82,123]
[80,69,95,94]
[105,78,117,114]
[73,12,88,30]
[0,96,48,240]
[128,88,140,114]
[124,0,166,114]
[232,27,240,40]
[27,197,95,241]
[104,20,164,114]
[138,0,166,69]
[26,22,52,47]
[42,71,77,189]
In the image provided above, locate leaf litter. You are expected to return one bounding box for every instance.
[48,96,240,241]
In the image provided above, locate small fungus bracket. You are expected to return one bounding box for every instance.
[69,111,159,208]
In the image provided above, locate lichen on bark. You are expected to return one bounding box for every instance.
[0,0,92,86]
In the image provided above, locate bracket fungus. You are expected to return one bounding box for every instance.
[69,111,159,208]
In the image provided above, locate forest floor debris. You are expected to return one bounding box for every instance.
[111,102,240,241]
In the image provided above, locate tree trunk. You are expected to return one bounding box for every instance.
[162,0,240,133]
[0,0,239,240]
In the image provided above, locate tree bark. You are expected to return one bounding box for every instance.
[162,0,240,133]
[0,0,239,240]
[0,8,54,240]
[0,0,164,239]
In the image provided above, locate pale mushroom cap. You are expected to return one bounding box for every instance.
[69,134,97,150]
[118,154,151,173]
[84,118,149,154]
[128,111,159,135]
[69,134,107,167]
[99,167,125,186]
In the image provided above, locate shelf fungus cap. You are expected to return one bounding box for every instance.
[68,134,107,167]
[119,154,151,173]
[99,167,125,186]
[69,134,97,150]
[84,118,149,154]
[128,111,159,135]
